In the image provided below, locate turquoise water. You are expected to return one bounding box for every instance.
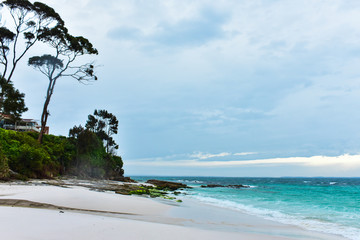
[133,177,360,240]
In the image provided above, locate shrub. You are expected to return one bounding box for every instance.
[0,147,10,179]
[0,127,124,180]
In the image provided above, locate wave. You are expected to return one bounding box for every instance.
[176,180,204,184]
[186,194,360,240]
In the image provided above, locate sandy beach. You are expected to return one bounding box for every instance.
[0,180,347,240]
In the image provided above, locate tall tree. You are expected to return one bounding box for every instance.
[0,0,63,119]
[0,0,63,82]
[28,24,98,143]
[85,109,119,154]
[0,76,27,122]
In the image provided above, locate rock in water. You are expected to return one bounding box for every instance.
[200,184,223,188]
[228,184,249,188]
[146,179,189,190]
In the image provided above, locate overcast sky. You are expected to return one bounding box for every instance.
[5,0,360,176]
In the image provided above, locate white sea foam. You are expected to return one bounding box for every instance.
[177,180,204,184]
[186,194,360,240]
[329,182,337,185]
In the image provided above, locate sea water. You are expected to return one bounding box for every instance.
[133,176,360,240]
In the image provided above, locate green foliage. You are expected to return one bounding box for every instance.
[85,109,119,154]
[28,54,64,69]
[0,77,28,121]
[68,125,124,179]
[0,146,10,179]
[0,128,60,178]
[0,127,123,180]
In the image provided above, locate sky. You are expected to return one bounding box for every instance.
[3,0,360,177]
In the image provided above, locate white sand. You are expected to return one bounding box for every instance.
[0,182,347,240]
[0,183,169,215]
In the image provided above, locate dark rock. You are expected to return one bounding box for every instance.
[110,176,137,183]
[146,179,189,191]
[228,184,250,188]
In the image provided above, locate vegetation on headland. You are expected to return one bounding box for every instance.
[0,109,124,180]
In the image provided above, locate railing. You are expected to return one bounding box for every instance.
[1,124,40,132]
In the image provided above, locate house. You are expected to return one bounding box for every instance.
[0,114,49,134]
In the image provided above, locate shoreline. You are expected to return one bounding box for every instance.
[0,180,348,240]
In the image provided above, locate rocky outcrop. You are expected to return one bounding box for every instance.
[146,179,189,190]
[110,176,137,183]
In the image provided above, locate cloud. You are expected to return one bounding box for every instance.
[13,0,360,177]
[190,152,231,159]
[107,7,228,47]
[152,8,227,47]
[234,152,258,156]
[189,107,269,127]
[108,27,143,41]
[127,154,360,170]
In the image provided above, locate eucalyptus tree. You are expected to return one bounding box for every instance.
[0,0,63,81]
[28,24,98,143]
[85,109,119,154]
[0,0,63,120]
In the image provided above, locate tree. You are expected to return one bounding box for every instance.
[28,24,98,143]
[85,109,119,154]
[0,0,63,82]
[0,76,27,122]
[0,0,64,119]
[69,110,123,178]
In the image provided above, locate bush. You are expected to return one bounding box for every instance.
[0,147,10,179]
[0,128,124,180]
[0,129,64,178]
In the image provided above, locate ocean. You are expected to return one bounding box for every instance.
[132,176,360,240]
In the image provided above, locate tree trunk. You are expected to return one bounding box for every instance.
[38,97,50,144]
[38,79,55,144]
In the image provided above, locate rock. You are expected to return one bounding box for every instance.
[110,176,137,183]
[200,184,223,188]
[228,184,249,188]
[115,190,131,195]
[146,179,189,191]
